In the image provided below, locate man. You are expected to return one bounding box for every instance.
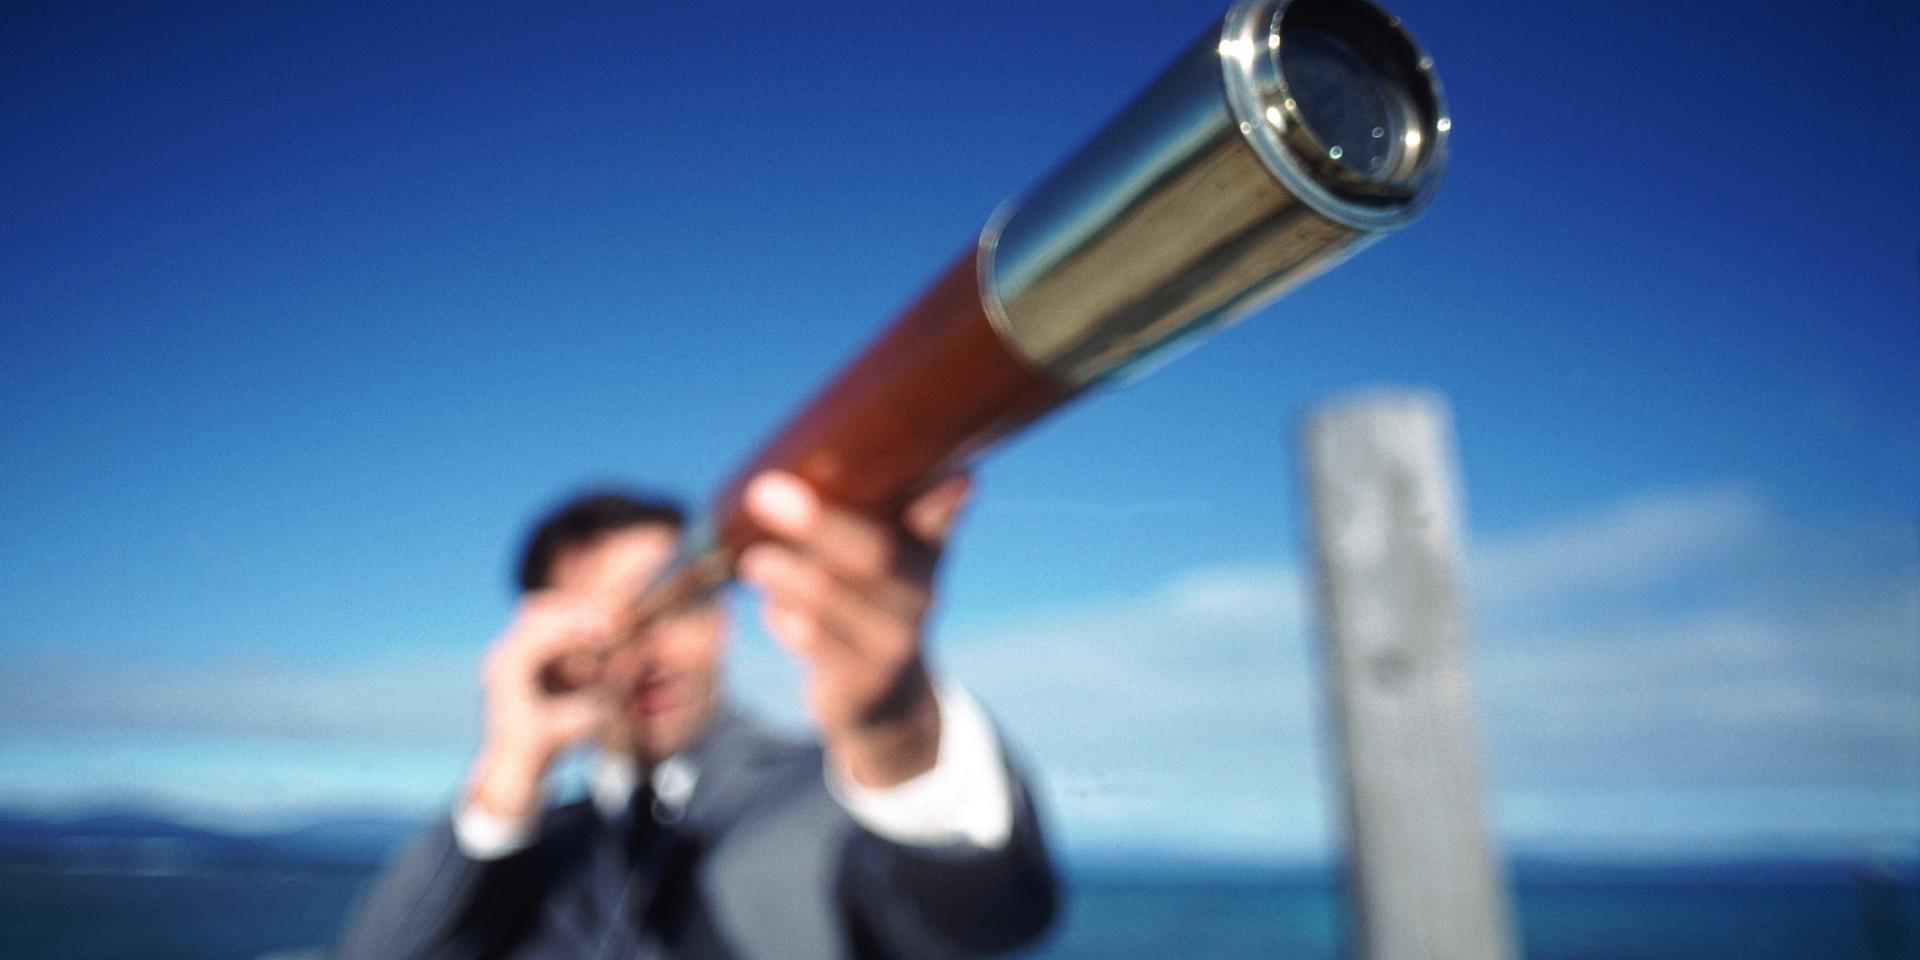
[336,470,1057,959]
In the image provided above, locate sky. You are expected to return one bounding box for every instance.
[2,0,1917,864]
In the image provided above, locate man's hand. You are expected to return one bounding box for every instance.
[737,470,971,789]
[465,597,613,821]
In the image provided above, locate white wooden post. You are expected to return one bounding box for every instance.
[1299,388,1516,960]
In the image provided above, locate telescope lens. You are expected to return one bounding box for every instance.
[1278,24,1406,180]
[1220,0,1445,222]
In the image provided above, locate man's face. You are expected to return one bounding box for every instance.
[545,523,727,767]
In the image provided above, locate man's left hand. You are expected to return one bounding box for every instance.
[737,470,971,788]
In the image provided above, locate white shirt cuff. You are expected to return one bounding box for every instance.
[825,682,1016,851]
[452,802,539,861]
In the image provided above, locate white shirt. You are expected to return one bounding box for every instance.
[454,683,1014,860]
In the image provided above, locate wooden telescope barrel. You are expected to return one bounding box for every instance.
[624,0,1452,627]
[706,253,1074,555]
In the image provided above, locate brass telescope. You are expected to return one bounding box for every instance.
[625,0,1449,627]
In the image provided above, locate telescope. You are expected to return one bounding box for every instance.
[626,0,1449,625]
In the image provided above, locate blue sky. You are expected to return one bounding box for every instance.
[2,0,1916,861]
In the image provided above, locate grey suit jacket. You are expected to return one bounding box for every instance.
[334,707,1057,960]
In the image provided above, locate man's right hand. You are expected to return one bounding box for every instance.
[464,595,614,822]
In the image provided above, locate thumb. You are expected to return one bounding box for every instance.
[902,472,973,548]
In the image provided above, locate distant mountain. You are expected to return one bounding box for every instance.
[0,811,233,843]
[266,816,422,863]
[0,807,424,870]
[2,806,1912,885]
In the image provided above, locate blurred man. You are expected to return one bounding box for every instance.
[337,471,1056,959]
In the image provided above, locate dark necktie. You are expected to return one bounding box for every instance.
[569,774,726,959]
[563,783,670,959]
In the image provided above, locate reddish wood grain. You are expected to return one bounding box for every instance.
[709,249,1078,555]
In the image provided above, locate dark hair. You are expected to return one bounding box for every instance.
[515,489,686,593]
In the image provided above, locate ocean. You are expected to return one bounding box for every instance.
[2,854,1915,959]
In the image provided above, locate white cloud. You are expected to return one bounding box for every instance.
[1460,487,1920,804]
[0,728,467,830]
[0,483,1913,857]
[937,485,1919,855]
[1469,484,1770,611]
[937,563,1333,856]
[0,648,482,746]
[973,497,1217,521]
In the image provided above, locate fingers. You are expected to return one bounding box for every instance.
[742,545,919,659]
[738,471,957,730]
[745,472,906,584]
[740,471,951,626]
[544,691,612,740]
[743,470,973,580]
[736,472,949,778]
[484,595,616,692]
[759,590,926,729]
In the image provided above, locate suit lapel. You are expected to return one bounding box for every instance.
[676,704,795,841]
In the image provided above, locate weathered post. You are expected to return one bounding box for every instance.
[1299,388,1516,960]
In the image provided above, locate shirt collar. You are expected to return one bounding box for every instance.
[590,751,700,822]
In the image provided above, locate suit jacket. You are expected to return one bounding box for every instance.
[334,707,1058,960]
